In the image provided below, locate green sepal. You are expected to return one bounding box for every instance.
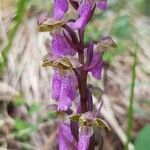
[69,113,81,122]
[96,118,111,131]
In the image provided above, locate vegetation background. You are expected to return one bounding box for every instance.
[0,0,150,149]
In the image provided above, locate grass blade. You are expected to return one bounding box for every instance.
[0,0,27,74]
[125,43,138,150]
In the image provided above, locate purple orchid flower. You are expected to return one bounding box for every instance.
[58,123,94,150]
[52,70,78,111]
[38,0,114,149]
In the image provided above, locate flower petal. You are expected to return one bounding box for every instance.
[51,32,76,57]
[52,70,62,100]
[52,70,78,111]
[58,123,77,150]
[78,126,93,150]
[54,0,68,19]
[89,52,103,80]
[59,75,77,110]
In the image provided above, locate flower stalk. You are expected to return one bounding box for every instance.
[37,0,116,149]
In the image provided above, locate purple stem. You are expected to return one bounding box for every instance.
[87,88,93,111]
[78,29,87,113]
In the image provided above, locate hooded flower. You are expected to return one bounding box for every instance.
[69,111,111,150]
[52,70,78,111]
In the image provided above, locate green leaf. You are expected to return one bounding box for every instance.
[0,0,28,74]
[47,111,57,119]
[135,125,150,150]
[14,96,26,106]
[15,118,30,131]
[14,118,38,139]
[28,103,40,115]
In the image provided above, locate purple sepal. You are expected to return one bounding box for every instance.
[89,52,103,80]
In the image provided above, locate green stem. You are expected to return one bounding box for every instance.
[0,0,27,75]
[125,43,138,150]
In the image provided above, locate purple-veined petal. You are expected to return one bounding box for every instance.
[52,70,78,111]
[52,70,62,100]
[78,126,93,150]
[51,32,76,57]
[58,96,72,111]
[97,0,107,10]
[58,123,77,150]
[54,0,69,19]
[59,73,78,110]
